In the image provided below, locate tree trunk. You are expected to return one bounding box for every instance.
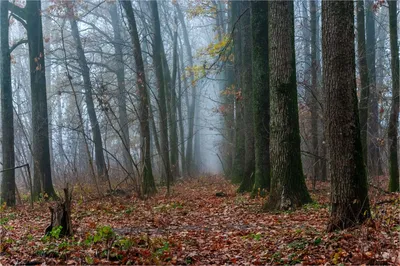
[366,0,382,177]
[388,0,400,192]
[264,0,311,210]
[150,1,172,194]
[176,4,197,176]
[121,0,156,196]
[67,4,110,185]
[1,0,15,206]
[231,1,245,184]
[356,0,370,168]
[26,0,56,199]
[251,1,270,194]
[322,0,371,231]
[109,2,135,181]
[237,1,254,193]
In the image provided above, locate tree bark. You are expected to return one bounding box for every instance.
[230,1,245,184]
[264,0,311,210]
[150,1,173,193]
[322,0,371,231]
[388,0,400,192]
[366,0,382,177]
[1,0,15,206]
[356,0,370,168]
[251,1,269,194]
[26,0,56,199]
[238,1,255,193]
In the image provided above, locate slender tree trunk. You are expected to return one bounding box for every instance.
[310,0,319,188]
[170,18,180,178]
[357,0,370,168]
[388,0,400,192]
[110,2,135,180]
[121,0,156,195]
[176,4,196,176]
[251,1,270,194]
[67,4,110,185]
[177,61,186,176]
[237,1,254,193]
[366,0,382,177]
[1,0,15,206]
[264,1,311,210]
[26,1,56,199]
[150,1,172,194]
[231,1,245,184]
[322,0,371,231]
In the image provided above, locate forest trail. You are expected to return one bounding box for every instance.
[0,176,399,265]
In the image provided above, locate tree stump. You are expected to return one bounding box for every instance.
[45,187,73,237]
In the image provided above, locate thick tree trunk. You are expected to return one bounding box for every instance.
[150,1,172,193]
[109,3,135,181]
[26,1,56,199]
[357,0,370,168]
[388,0,400,192]
[264,1,311,210]
[1,0,15,206]
[251,1,269,194]
[322,1,371,231]
[366,0,382,177]
[67,5,110,186]
[238,1,255,193]
[121,0,156,195]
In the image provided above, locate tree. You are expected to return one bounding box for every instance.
[366,0,382,176]
[1,0,15,206]
[176,3,197,176]
[356,0,370,167]
[264,1,311,210]
[230,1,245,184]
[13,0,57,199]
[121,0,156,195]
[322,0,370,231]
[238,1,255,193]
[388,0,400,192]
[150,0,173,193]
[67,3,110,185]
[310,0,319,188]
[251,1,270,194]
[109,2,135,180]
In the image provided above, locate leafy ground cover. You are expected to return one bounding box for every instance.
[0,176,399,265]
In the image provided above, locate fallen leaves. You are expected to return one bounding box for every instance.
[0,176,399,265]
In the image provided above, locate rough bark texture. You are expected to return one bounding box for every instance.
[264,1,311,210]
[45,188,72,237]
[356,0,370,168]
[150,1,172,192]
[251,1,270,194]
[110,2,135,180]
[238,1,255,193]
[322,1,371,231]
[231,1,245,184]
[26,1,56,199]
[68,5,109,184]
[121,0,156,195]
[366,0,382,177]
[1,0,15,206]
[388,0,400,192]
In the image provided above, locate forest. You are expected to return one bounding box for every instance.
[0,0,399,265]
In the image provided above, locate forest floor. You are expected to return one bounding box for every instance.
[0,176,399,265]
